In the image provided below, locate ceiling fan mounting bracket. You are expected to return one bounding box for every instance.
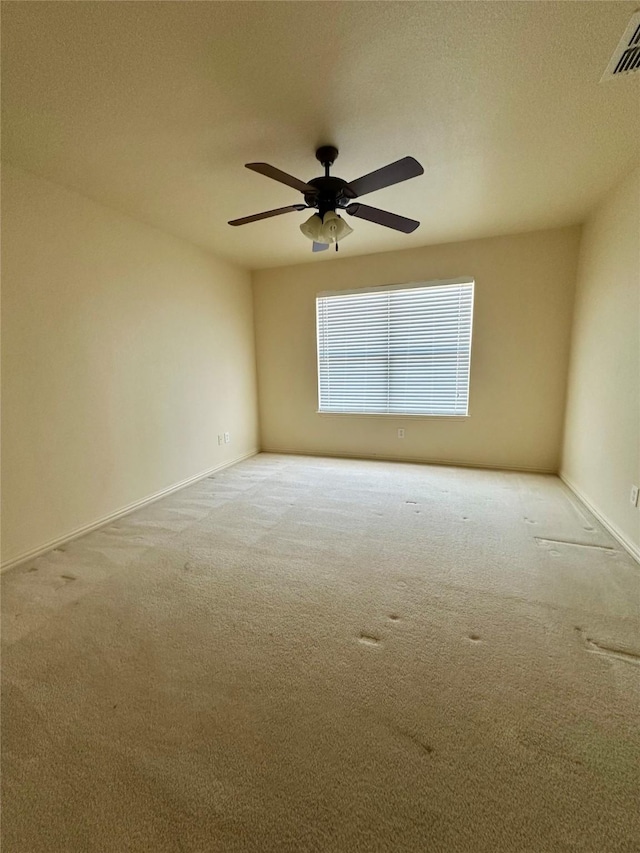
[315,145,339,168]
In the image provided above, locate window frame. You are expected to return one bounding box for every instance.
[315,277,475,419]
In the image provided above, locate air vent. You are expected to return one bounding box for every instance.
[601,11,640,80]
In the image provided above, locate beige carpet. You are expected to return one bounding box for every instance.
[2,453,639,852]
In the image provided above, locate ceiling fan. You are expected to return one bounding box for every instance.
[228,146,424,252]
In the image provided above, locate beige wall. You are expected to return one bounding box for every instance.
[253,226,580,472]
[1,163,259,567]
[561,165,640,557]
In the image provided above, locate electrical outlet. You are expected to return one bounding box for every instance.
[631,485,639,507]
[397,428,405,439]
[224,432,230,444]
[217,435,223,446]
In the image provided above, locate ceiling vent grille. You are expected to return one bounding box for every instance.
[601,11,640,80]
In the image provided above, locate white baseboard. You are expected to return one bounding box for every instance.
[1,450,258,574]
[260,447,556,475]
[560,472,640,565]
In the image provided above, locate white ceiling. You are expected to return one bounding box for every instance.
[2,1,639,270]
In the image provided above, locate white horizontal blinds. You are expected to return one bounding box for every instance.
[317,281,474,415]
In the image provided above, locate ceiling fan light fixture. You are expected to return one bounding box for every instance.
[300,213,324,242]
[320,210,353,243]
[300,211,353,244]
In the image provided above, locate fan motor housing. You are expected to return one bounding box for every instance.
[304,176,356,215]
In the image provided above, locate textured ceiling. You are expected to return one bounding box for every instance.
[2,1,639,270]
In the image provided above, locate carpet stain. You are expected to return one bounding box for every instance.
[359,633,381,646]
[183,562,191,571]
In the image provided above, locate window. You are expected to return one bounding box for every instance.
[316,279,474,416]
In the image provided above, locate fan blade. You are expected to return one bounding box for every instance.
[312,242,329,253]
[228,205,307,226]
[346,203,419,233]
[347,156,424,198]
[246,163,317,194]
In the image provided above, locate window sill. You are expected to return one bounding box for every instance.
[316,411,470,420]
